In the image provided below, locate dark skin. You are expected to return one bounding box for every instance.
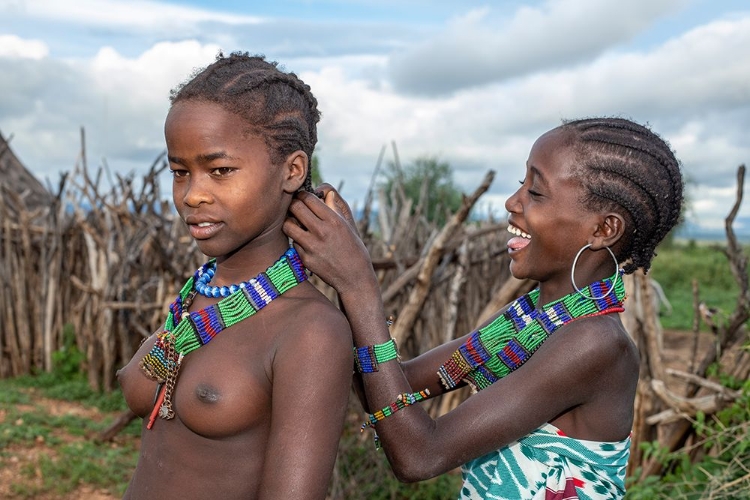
[117,101,353,499]
[284,127,640,482]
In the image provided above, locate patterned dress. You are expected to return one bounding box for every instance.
[459,424,630,500]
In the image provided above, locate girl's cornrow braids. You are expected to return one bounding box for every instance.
[257,72,320,118]
[577,153,660,260]
[587,158,670,273]
[255,72,319,193]
[622,140,683,235]
[588,158,663,218]
[590,132,682,200]
[252,72,320,145]
[564,118,683,274]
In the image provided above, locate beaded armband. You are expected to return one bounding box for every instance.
[354,337,399,373]
[361,389,430,450]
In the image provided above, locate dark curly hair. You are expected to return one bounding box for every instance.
[170,51,320,192]
[561,117,684,275]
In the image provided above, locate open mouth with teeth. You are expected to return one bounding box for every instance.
[508,224,530,239]
[507,224,531,251]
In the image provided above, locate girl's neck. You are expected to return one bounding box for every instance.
[537,265,617,306]
[212,233,292,286]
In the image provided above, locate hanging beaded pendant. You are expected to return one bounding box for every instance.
[140,248,307,428]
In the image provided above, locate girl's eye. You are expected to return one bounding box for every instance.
[518,179,541,197]
[170,169,188,178]
[212,167,235,176]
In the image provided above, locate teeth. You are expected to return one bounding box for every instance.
[508,224,530,239]
[197,222,213,227]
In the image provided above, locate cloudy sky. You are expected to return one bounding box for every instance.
[1,0,749,236]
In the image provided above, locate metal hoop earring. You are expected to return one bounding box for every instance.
[571,244,620,300]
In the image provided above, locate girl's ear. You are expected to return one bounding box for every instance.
[282,150,308,193]
[592,213,625,249]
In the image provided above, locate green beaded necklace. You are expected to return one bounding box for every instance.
[140,248,307,428]
[438,271,626,392]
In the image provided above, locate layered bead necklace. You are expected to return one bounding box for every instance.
[140,248,307,428]
[438,271,626,392]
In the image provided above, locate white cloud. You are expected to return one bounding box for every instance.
[3,0,264,30]
[0,1,748,234]
[387,0,687,95]
[0,39,221,181]
[689,185,741,230]
[300,10,750,229]
[0,34,48,59]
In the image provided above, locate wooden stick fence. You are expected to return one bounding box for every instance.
[0,133,746,481]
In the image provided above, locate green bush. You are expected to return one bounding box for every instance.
[51,323,86,381]
[626,379,750,499]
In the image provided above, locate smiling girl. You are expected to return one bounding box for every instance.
[285,117,684,499]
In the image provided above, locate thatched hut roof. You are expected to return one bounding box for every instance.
[0,130,53,209]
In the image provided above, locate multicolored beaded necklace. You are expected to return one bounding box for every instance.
[139,248,307,428]
[437,271,626,392]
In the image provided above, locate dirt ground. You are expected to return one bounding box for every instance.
[0,329,716,499]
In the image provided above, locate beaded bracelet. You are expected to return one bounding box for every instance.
[354,337,399,373]
[360,389,430,450]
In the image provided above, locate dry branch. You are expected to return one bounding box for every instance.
[390,170,495,343]
[3,126,748,488]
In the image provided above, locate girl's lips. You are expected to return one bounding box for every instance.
[188,221,223,240]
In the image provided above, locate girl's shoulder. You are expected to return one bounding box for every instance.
[274,283,352,348]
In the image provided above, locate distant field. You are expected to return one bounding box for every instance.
[649,240,746,331]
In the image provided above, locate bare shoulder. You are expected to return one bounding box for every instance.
[269,283,352,390]
[551,313,639,395]
[276,282,352,352]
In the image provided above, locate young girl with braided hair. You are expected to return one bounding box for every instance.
[117,52,352,499]
[285,117,684,499]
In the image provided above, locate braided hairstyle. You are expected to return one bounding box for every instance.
[170,51,320,192]
[561,117,684,275]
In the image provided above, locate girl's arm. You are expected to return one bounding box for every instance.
[284,188,629,482]
[258,304,353,499]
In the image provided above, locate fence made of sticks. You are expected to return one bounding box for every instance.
[1,137,748,489]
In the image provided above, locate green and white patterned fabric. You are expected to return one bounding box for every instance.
[459,423,629,500]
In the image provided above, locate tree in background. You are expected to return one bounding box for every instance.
[380,155,463,226]
[310,155,323,187]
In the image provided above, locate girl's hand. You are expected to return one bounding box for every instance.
[284,185,374,294]
[315,183,359,236]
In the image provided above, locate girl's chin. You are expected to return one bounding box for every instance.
[508,259,535,282]
[508,261,523,280]
[193,242,225,259]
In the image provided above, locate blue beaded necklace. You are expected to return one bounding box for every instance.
[194,260,260,298]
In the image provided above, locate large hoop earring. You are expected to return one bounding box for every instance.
[571,244,620,300]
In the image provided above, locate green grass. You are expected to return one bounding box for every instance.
[0,370,462,499]
[650,241,747,331]
[333,425,463,499]
[4,372,132,413]
[27,440,137,497]
[0,374,140,498]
